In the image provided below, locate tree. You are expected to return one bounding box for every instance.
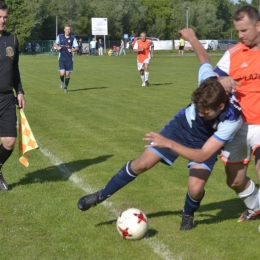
[251,0,260,11]
[5,0,34,48]
[188,0,225,39]
[141,0,173,39]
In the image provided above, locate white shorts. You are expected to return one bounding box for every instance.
[137,58,150,71]
[220,122,260,164]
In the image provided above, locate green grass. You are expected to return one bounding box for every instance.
[0,52,259,260]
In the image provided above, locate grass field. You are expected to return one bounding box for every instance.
[0,51,259,260]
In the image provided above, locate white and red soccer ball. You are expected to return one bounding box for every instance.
[116,208,148,240]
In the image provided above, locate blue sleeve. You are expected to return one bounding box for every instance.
[198,63,216,86]
[55,35,60,45]
[213,116,243,142]
[214,66,229,77]
[73,37,78,48]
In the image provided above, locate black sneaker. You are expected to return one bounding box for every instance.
[180,213,194,230]
[78,191,103,211]
[0,171,8,191]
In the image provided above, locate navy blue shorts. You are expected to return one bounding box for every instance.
[59,59,73,72]
[149,113,218,172]
[0,93,17,138]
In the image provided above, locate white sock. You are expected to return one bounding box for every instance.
[237,180,260,210]
[140,75,145,82]
[144,72,149,81]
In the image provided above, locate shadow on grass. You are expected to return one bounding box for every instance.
[146,197,245,227]
[96,198,245,229]
[69,87,108,92]
[150,83,173,86]
[9,154,113,189]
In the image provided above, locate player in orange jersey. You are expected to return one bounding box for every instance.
[214,6,260,222]
[133,32,154,87]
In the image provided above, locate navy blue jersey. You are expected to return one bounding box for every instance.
[149,63,243,169]
[55,34,78,61]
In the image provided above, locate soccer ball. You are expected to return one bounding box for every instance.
[116,208,148,240]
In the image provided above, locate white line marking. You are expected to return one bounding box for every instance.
[39,145,179,260]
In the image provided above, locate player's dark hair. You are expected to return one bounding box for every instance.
[192,78,227,111]
[234,6,260,23]
[0,1,8,12]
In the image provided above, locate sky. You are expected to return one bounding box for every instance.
[232,0,252,3]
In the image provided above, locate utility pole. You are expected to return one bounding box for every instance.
[185,5,189,28]
[56,9,58,38]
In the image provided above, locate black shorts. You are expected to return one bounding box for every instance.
[179,46,184,50]
[0,93,17,137]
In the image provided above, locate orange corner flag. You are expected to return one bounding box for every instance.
[18,109,39,167]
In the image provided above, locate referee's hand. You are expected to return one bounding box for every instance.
[17,94,25,110]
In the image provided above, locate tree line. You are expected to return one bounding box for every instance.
[4,0,258,49]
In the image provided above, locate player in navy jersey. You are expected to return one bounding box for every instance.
[53,24,78,93]
[77,28,243,230]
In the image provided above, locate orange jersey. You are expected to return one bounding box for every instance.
[133,39,153,63]
[215,42,260,124]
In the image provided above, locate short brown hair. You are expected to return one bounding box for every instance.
[234,6,260,23]
[0,1,8,12]
[192,78,227,111]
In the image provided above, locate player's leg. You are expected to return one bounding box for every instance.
[78,115,182,211]
[251,125,260,183]
[64,71,71,92]
[255,147,260,180]
[64,61,73,93]
[59,60,66,89]
[138,62,145,86]
[0,94,17,190]
[222,123,260,221]
[180,153,216,230]
[77,149,162,211]
[226,163,260,222]
[238,124,260,221]
[144,62,150,86]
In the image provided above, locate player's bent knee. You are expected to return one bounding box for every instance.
[131,160,151,174]
[1,137,16,150]
[188,187,204,199]
[139,69,144,75]
[226,175,250,191]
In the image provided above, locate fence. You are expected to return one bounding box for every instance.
[20,40,122,55]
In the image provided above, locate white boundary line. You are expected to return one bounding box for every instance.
[39,145,180,260]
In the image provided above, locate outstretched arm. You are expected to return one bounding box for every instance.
[143,132,224,163]
[178,28,210,64]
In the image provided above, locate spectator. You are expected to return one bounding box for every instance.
[119,39,126,56]
[98,39,104,56]
[179,37,185,55]
[90,38,97,55]
[78,38,83,56]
